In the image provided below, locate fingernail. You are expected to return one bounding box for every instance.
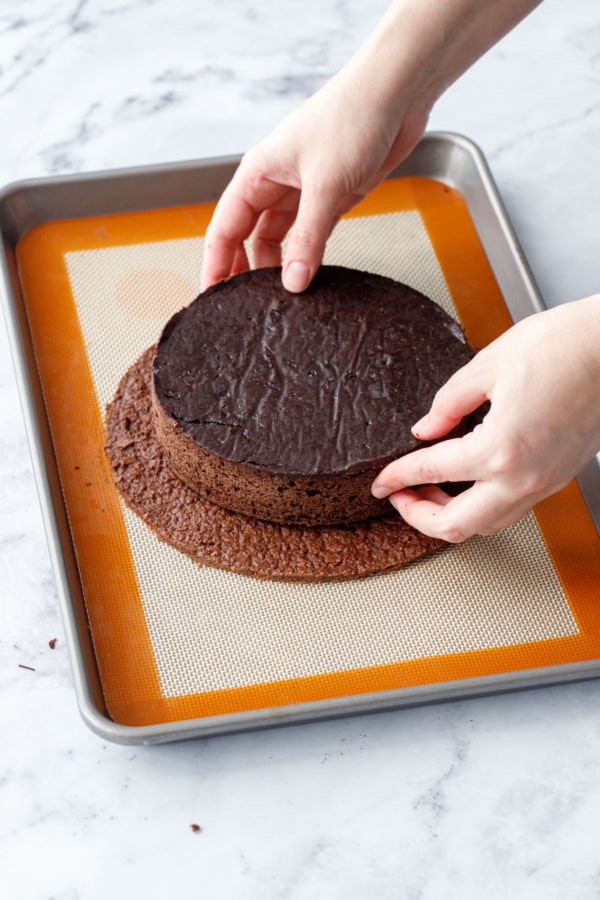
[283,261,310,293]
[412,414,429,436]
[371,482,388,499]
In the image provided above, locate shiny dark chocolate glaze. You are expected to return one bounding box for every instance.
[153,266,474,476]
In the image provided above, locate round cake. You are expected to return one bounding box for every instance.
[151,265,476,526]
[105,346,447,583]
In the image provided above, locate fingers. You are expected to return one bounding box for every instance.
[200,160,291,291]
[387,482,533,543]
[251,208,296,269]
[371,434,484,499]
[387,488,472,543]
[281,180,343,292]
[201,172,340,294]
[230,243,251,278]
[412,357,490,440]
[369,299,600,543]
[370,426,529,543]
[200,193,257,292]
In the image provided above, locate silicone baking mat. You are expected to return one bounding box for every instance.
[15,176,600,729]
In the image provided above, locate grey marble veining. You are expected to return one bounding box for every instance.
[2,1,600,898]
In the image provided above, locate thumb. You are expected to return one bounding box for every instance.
[413,357,489,440]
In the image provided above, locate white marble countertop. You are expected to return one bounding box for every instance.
[1,1,600,898]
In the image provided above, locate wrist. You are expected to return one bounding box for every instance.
[574,294,600,382]
[342,0,543,123]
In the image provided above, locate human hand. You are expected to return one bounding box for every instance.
[200,0,542,295]
[199,68,430,294]
[371,295,600,542]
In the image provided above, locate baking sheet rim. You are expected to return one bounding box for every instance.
[2,131,599,744]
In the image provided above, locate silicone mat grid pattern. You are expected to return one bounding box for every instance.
[65,210,577,699]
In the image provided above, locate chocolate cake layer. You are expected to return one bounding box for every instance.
[106,347,447,582]
[152,266,476,526]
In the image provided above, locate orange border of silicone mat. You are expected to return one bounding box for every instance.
[16,176,600,727]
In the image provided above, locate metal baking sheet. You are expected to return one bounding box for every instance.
[2,132,599,745]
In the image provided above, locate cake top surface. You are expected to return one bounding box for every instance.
[152,265,473,476]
